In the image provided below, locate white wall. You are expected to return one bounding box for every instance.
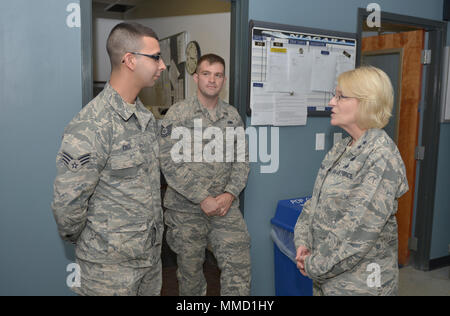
[93,18,124,82]
[134,12,231,102]
[94,12,230,106]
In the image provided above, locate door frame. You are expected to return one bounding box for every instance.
[230,0,250,213]
[357,8,447,270]
[80,0,93,107]
[230,0,250,122]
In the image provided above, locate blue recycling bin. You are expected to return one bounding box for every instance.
[270,197,313,296]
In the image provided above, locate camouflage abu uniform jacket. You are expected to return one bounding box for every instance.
[52,83,163,268]
[294,128,408,295]
[159,95,249,213]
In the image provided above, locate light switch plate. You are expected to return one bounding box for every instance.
[316,133,325,151]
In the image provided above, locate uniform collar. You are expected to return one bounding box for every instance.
[193,94,228,122]
[346,128,383,157]
[104,83,153,131]
[135,100,154,132]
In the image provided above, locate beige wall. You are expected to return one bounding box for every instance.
[125,0,230,19]
[93,18,124,82]
[134,12,231,105]
[93,2,231,116]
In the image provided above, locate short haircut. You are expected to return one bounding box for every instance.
[106,22,159,69]
[338,66,394,129]
[196,54,226,74]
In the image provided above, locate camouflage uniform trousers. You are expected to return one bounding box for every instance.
[164,207,251,296]
[72,257,162,296]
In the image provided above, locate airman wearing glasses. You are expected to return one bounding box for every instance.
[159,54,251,296]
[52,22,166,296]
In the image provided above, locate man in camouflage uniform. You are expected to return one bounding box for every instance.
[159,54,251,296]
[52,23,166,296]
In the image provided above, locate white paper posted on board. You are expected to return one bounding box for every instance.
[251,90,275,126]
[310,49,336,92]
[273,94,307,126]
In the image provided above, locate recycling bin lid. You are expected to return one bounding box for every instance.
[271,196,311,232]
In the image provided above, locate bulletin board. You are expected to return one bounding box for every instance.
[140,31,187,119]
[248,20,357,126]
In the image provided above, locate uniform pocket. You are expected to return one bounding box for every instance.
[110,150,145,179]
[107,219,153,260]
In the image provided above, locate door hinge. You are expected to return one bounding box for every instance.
[421,49,432,65]
[408,237,418,251]
[415,146,425,161]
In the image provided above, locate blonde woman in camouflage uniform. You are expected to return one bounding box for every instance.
[294,66,408,296]
[52,23,166,296]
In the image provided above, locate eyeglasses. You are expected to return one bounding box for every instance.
[331,88,353,102]
[129,52,162,62]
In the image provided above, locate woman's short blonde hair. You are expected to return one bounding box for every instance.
[338,66,394,129]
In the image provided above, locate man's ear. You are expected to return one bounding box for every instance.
[193,72,199,84]
[121,53,136,70]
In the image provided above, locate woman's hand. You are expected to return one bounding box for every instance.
[296,245,311,277]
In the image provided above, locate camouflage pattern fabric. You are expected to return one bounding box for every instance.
[159,95,251,295]
[52,83,163,294]
[165,208,251,296]
[294,128,408,296]
[73,258,162,296]
[159,95,249,212]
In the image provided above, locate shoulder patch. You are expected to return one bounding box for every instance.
[61,152,91,172]
[161,124,173,138]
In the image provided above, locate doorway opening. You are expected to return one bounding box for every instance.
[89,0,232,295]
[357,9,446,270]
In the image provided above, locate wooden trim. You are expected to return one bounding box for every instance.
[362,30,424,265]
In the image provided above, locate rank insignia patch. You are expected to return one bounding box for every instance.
[122,143,132,151]
[161,124,173,138]
[61,152,91,172]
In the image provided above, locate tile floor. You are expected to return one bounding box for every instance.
[162,264,450,296]
[398,265,450,296]
[161,238,449,296]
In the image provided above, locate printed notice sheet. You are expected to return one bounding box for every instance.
[250,27,356,126]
